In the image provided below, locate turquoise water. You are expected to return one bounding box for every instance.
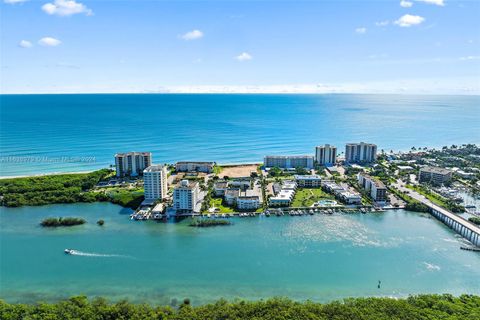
[1,94,479,176]
[1,203,479,305]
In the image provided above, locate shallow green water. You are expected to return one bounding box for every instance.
[1,203,479,305]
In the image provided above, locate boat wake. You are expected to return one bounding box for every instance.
[66,249,130,258]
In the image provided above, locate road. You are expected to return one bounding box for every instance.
[392,179,480,236]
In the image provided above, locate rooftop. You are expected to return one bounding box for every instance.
[176,161,215,165]
[225,189,241,197]
[214,181,229,188]
[420,166,452,175]
[358,173,386,189]
[115,151,151,157]
[144,165,165,172]
[294,174,321,180]
[176,180,199,190]
[345,142,377,147]
[237,196,259,200]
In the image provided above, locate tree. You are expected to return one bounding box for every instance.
[295,166,309,175]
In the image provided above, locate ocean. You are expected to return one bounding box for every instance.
[1,94,479,176]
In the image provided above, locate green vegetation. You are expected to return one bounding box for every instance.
[292,188,334,207]
[388,186,429,213]
[0,169,113,207]
[1,294,479,320]
[40,217,86,227]
[406,184,464,213]
[295,166,310,175]
[468,217,480,225]
[213,165,223,175]
[405,201,430,213]
[267,166,282,177]
[204,198,234,214]
[105,188,144,209]
[267,166,295,178]
[189,219,231,227]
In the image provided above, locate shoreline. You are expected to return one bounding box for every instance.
[1,141,479,179]
[0,163,262,180]
[0,170,96,180]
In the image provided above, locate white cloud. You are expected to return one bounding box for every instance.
[355,27,367,34]
[460,56,480,61]
[18,40,33,48]
[38,37,61,46]
[415,0,444,6]
[181,29,203,40]
[235,52,252,61]
[394,14,425,27]
[42,0,93,17]
[400,0,413,7]
[375,20,389,27]
[4,0,28,4]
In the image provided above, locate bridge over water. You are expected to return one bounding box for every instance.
[394,181,480,247]
[428,202,480,247]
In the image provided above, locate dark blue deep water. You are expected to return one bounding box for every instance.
[1,94,479,176]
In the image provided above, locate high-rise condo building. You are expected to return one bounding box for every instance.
[173,180,200,213]
[345,142,377,163]
[115,152,152,177]
[315,144,337,166]
[143,165,168,201]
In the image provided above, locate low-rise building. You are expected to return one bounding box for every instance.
[322,181,362,204]
[397,165,414,172]
[236,196,260,210]
[264,155,314,169]
[175,161,215,173]
[173,180,200,213]
[213,181,229,196]
[456,170,476,180]
[269,180,297,207]
[224,189,241,206]
[152,203,165,215]
[338,191,362,204]
[270,189,296,207]
[294,175,322,188]
[229,179,251,190]
[282,180,298,190]
[419,166,452,185]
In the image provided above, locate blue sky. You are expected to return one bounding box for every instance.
[1,0,479,94]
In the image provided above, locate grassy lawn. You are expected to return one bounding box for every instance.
[203,197,235,214]
[291,188,334,207]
